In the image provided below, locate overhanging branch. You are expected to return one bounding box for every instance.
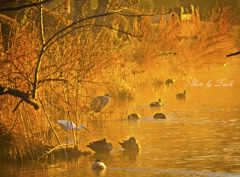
[0,0,52,12]
[227,51,240,57]
[0,84,40,110]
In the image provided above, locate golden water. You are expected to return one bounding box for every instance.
[1,58,240,177]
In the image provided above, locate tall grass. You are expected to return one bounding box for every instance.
[0,5,238,162]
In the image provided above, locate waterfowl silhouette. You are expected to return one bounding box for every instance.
[87,138,113,153]
[128,113,141,120]
[165,79,174,85]
[176,90,187,99]
[150,99,162,107]
[153,113,166,119]
[90,94,113,113]
[91,159,106,170]
[118,137,140,151]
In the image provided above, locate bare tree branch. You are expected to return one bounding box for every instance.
[227,51,240,57]
[0,0,53,12]
[0,84,40,110]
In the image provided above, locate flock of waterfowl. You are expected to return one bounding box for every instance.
[60,52,239,170]
[86,137,140,153]
[80,52,238,170]
[128,90,187,120]
[55,89,187,171]
[88,137,140,170]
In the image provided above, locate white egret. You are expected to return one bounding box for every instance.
[56,120,90,132]
[91,159,106,170]
[150,99,162,107]
[90,94,113,113]
[118,137,140,151]
[87,138,113,153]
[153,113,166,119]
[176,90,187,99]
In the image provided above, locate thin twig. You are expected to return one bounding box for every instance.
[0,0,52,12]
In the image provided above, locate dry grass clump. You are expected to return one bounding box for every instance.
[0,122,53,162]
[0,120,91,163]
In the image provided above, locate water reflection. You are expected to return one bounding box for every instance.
[92,168,106,176]
[89,152,113,162]
[121,150,139,161]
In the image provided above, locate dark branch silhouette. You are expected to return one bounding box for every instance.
[0,0,52,12]
[0,84,40,110]
[227,51,240,57]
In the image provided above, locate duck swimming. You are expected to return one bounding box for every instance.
[128,113,141,120]
[118,137,140,151]
[87,138,113,153]
[153,113,166,119]
[165,79,174,85]
[91,159,106,170]
[176,90,187,99]
[150,99,162,107]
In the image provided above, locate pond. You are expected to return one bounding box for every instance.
[1,57,240,177]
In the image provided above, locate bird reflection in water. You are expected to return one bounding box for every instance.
[122,149,139,161]
[91,151,113,162]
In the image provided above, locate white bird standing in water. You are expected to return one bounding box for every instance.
[90,94,113,113]
[57,120,90,132]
